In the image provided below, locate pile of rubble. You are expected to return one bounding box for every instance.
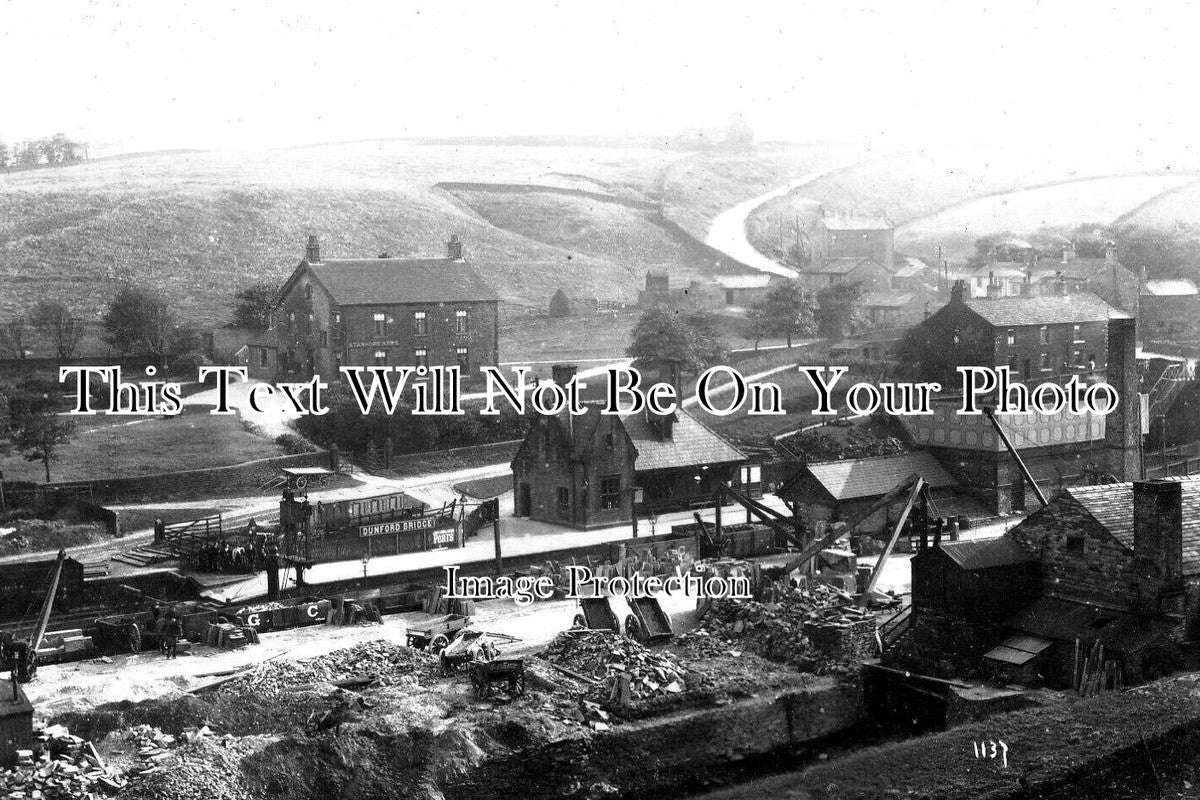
[679,583,878,672]
[221,640,439,695]
[0,723,125,798]
[540,629,689,708]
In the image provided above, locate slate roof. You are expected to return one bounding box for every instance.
[936,536,1037,570]
[621,408,746,472]
[304,258,499,306]
[1143,278,1199,297]
[552,404,745,472]
[963,293,1131,327]
[801,451,957,502]
[820,212,893,231]
[1065,476,1200,576]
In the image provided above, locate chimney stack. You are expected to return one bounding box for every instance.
[305,235,321,263]
[551,364,578,386]
[1054,271,1067,296]
[446,235,464,261]
[985,272,1002,299]
[1104,316,1142,481]
[950,279,967,304]
[1132,479,1184,609]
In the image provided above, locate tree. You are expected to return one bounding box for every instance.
[751,280,818,347]
[0,317,31,359]
[548,288,571,318]
[9,410,76,483]
[815,282,868,339]
[29,301,84,361]
[231,282,277,330]
[743,305,771,351]
[626,307,729,374]
[102,285,175,362]
[0,140,9,169]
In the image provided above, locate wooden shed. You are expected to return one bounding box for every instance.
[911,537,1040,623]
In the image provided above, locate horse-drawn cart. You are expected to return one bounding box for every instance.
[571,596,621,632]
[469,658,526,699]
[624,597,673,644]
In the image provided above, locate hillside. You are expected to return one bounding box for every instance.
[0,142,680,330]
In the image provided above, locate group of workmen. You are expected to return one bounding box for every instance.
[147,604,184,658]
[191,532,271,574]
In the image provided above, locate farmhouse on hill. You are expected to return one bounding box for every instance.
[249,235,500,383]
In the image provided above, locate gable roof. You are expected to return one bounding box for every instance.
[799,451,956,502]
[302,257,499,306]
[1063,476,1200,576]
[935,536,1036,570]
[859,291,915,309]
[621,408,746,471]
[542,404,744,473]
[961,293,1130,327]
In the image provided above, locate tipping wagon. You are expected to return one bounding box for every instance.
[405,614,470,653]
[624,597,673,644]
[469,658,526,699]
[571,597,621,632]
[437,629,494,676]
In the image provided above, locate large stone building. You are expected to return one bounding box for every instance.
[899,281,1142,513]
[510,391,749,529]
[249,236,499,384]
[810,209,894,272]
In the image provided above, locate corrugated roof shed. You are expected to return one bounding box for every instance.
[306,258,500,305]
[936,536,1037,570]
[963,293,1130,326]
[1065,476,1200,576]
[803,451,957,501]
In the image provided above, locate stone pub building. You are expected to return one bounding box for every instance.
[249,236,500,384]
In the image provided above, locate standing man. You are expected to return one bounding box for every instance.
[164,614,183,659]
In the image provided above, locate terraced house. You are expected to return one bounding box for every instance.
[249,235,500,384]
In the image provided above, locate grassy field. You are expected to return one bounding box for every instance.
[1120,178,1200,226]
[0,405,284,483]
[0,142,680,335]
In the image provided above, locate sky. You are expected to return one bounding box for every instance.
[3,0,1200,156]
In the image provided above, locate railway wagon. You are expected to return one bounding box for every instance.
[0,557,85,621]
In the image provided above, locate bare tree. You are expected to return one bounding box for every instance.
[0,317,32,359]
[30,300,84,361]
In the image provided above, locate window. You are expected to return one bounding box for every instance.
[304,284,314,301]
[373,350,387,366]
[600,476,622,510]
[333,312,341,325]
[288,311,296,330]
[1066,536,1085,553]
[259,350,268,367]
[1006,330,1015,346]
[556,487,570,518]
[1072,349,1082,365]
[455,346,469,371]
[1073,324,1083,343]
[605,433,615,449]
[1040,352,1051,371]
[455,309,469,333]
[319,330,328,347]
[373,313,388,336]
[414,348,428,368]
[1039,326,1049,345]
[414,310,428,335]
[307,312,315,324]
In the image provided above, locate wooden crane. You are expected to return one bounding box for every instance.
[7,550,66,685]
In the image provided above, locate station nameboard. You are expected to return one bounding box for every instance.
[358,516,440,537]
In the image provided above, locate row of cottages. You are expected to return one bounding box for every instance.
[901,477,1200,688]
[509,396,753,528]
[637,272,775,310]
[777,452,963,540]
[249,236,500,385]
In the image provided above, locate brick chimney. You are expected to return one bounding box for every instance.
[1104,316,1141,482]
[446,235,464,261]
[551,364,578,386]
[1054,271,1067,296]
[950,279,967,304]
[1131,479,1184,611]
[305,235,321,263]
[985,272,1002,299]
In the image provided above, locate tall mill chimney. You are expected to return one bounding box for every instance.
[1104,316,1141,481]
[305,235,321,263]
[446,235,464,261]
